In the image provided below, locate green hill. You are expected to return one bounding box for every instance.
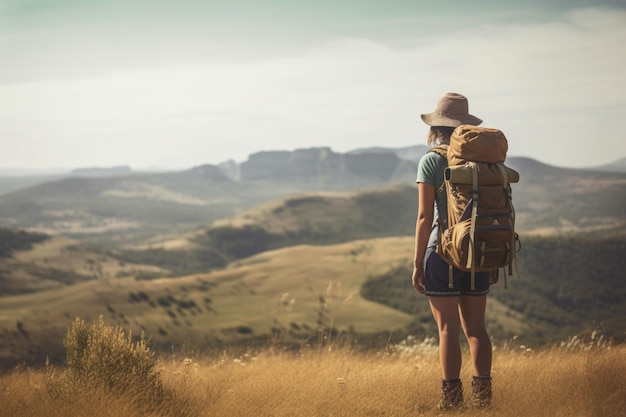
[0,228,49,258]
[0,230,170,296]
[360,235,626,345]
[2,233,623,369]
[166,163,626,270]
[0,237,417,367]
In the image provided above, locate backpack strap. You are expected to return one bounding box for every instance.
[428,145,449,195]
[466,162,479,290]
[496,163,518,287]
[429,145,458,289]
[428,145,448,159]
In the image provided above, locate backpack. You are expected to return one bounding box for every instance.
[430,125,520,290]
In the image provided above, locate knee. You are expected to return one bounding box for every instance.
[464,324,489,340]
[438,323,461,337]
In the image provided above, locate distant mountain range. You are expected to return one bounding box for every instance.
[591,156,626,172]
[70,165,133,177]
[0,146,624,246]
[1,145,624,195]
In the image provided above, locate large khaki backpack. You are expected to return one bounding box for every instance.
[433,125,520,290]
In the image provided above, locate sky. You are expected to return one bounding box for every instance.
[1,0,625,172]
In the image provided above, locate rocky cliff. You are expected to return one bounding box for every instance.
[238,147,417,184]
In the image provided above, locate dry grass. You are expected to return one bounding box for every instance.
[1,340,624,417]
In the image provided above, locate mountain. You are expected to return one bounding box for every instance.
[70,165,133,177]
[347,144,429,162]
[504,157,626,236]
[186,157,626,263]
[592,157,626,173]
[0,149,418,244]
[0,146,624,248]
[0,165,248,244]
[237,147,416,184]
[0,174,68,196]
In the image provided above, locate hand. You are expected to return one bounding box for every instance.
[412,265,425,294]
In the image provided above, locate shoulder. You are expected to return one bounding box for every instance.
[419,149,447,170]
[417,150,447,184]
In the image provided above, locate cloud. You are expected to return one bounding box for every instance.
[0,7,624,169]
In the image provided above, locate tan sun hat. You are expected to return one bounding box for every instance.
[420,92,482,127]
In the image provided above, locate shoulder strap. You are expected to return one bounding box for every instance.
[467,162,479,290]
[427,145,449,195]
[428,145,450,279]
[428,145,448,160]
[496,163,517,279]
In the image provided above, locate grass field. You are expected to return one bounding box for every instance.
[1,338,623,417]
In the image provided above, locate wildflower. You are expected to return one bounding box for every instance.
[337,378,346,390]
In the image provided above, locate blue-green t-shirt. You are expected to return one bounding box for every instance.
[416,150,448,230]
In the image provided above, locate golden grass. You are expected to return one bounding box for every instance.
[1,343,624,417]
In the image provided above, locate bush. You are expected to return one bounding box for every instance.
[60,316,163,399]
[206,224,276,258]
[0,228,49,258]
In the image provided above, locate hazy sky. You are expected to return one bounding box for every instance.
[1,0,625,171]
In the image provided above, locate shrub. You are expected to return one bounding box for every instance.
[205,225,276,258]
[0,228,49,258]
[61,316,163,399]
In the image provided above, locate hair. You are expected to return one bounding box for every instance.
[427,126,455,146]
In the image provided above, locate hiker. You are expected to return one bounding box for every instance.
[412,92,493,410]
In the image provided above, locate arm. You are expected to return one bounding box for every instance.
[412,182,435,293]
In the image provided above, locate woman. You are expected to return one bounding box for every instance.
[412,92,493,410]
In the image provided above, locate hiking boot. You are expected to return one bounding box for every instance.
[471,376,492,408]
[437,379,463,411]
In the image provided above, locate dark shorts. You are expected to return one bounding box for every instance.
[423,237,490,297]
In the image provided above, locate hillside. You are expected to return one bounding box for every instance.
[1,147,624,249]
[165,161,625,269]
[0,174,67,196]
[361,235,626,344]
[1,232,624,369]
[593,156,626,173]
[0,166,254,245]
[0,228,49,258]
[0,237,417,367]
[0,149,417,245]
[0,230,169,296]
[1,145,624,248]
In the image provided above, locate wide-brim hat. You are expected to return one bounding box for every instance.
[420,92,482,127]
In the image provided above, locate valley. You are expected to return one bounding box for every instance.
[0,146,625,369]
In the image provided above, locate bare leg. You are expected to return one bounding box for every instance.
[429,296,462,379]
[459,295,491,377]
